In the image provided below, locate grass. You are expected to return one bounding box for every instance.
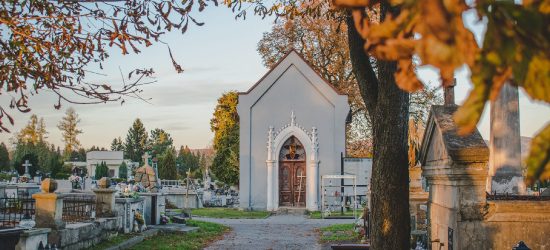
[173,207,270,219]
[129,220,231,250]
[90,234,135,250]
[309,210,356,219]
[316,223,360,243]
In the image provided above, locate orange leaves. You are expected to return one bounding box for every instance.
[396,58,423,92]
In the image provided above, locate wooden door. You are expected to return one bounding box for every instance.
[279,161,306,207]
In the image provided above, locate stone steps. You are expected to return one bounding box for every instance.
[277,207,307,215]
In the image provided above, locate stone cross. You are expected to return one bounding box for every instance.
[291,110,296,126]
[22,160,32,176]
[142,152,151,167]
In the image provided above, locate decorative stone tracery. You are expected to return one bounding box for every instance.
[266,110,320,211]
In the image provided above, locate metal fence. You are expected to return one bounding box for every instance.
[0,193,35,228]
[160,180,181,187]
[62,196,96,224]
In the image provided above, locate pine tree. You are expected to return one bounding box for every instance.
[110,137,124,151]
[57,108,83,153]
[124,119,149,162]
[119,161,128,179]
[160,149,177,180]
[0,142,10,172]
[150,128,173,158]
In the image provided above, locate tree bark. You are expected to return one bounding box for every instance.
[347,4,411,249]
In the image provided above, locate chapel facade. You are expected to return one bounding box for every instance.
[237,50,349,211]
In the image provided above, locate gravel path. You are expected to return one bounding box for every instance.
[197,214,354,250]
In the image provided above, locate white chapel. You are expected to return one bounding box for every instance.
[237,50,350,211]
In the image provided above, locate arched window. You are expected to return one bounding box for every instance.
[279,136,305,161]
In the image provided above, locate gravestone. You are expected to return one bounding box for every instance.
[134,153,159,192]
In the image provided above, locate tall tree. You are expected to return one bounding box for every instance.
[124,119,149,162]
[110,137,125,151]
[210,92,239,186]
[17,114,49,144]
[258,15,442,157]
[57,108,83,153]
[149,128,174,158]
[160,149,177,180]
[119,161,128,180]
[0,142,10,172]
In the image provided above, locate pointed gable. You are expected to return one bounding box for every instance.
[238,50,347,107]
[419,105,489,165]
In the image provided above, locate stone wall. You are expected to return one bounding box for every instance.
[165,191,201,208]
[48,217,122,250]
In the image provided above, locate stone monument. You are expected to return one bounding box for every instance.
[22,160,32,178]
[134,153,159,192]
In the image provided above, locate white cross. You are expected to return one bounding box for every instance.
[22,160,32,175]
[142,153,151,167]
[296,172,306,203]
[291,110,296,126]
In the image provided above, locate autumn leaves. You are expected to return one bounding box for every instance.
[332,0,550,184]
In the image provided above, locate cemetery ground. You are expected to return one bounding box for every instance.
[198,214,356,250]
[171,207,270,219]
[91,220,230,250]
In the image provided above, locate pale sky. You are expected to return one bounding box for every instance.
[1,4,549,150]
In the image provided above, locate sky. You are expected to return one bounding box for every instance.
[1,3,549,150]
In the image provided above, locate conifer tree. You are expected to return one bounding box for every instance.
[160,150,177,180]
[0,143,9,172]
[95,161,109,179]
[124,119,149,162]
[118,161,128,180]
[57,108,83,153]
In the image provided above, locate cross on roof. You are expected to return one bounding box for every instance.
[291,110,296,126]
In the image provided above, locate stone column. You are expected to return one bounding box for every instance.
[266,126,276,211]
[266,160,276,211]
[32,179,66,230]
[307,160,319,211]
[93,177,117,217]
[307,127,319,211]
[488,82,525,195]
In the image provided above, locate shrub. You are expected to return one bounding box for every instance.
[55,173,70,180]
[111,178,124,183]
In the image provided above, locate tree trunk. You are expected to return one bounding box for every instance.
[347,4,411,249]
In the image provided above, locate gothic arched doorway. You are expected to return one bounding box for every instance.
[279,136,306,207]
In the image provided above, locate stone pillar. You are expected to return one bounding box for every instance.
[266,160,276,211]
[488,82,525,195]
[307,160,319,211]
[0,183,6,199]
[32,179,66,230]
[93,177,117,217]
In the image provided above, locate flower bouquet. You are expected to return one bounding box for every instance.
[160,212,171,225]
[133,184,146,193]
[69,175,82,188]
[18,176,29,183]
[134,211,145,225]
[120,184,140,199]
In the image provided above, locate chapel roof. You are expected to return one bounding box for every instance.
[238,49,347,96]
[418,105,489,165]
